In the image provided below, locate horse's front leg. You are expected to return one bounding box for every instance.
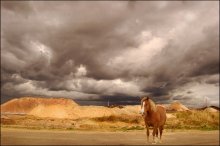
[146,125,150,143]
[152,125,158,144]
[144,119,150,143]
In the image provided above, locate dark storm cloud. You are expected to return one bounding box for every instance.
[206,78,219,85]
[75,94,141,105]
[143,87,170,97]
[1,1,33,15]
[1,1,219,106]
[1,70,25,85]
[138,22,219,97]
[172,95,192,101]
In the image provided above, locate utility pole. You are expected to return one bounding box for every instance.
[204,96,208,108]
[107,98,110,107]
[206,97,207,108]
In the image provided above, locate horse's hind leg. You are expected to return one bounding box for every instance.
[159,126,164,143]
[156,128,158,137]
[155,128,160,143]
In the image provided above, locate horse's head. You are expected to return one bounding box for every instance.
[140,96,150,116]
[140,96,156,116]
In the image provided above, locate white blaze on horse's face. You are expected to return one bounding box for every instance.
[140,101,145,115]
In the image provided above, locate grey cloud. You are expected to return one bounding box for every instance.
[1,1,219,106]
[1,1,33,15]
[136,11,219,97]
[172,95,192,101]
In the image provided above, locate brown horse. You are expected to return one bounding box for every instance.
[140,96,166,144]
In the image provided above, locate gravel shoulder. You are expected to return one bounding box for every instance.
[1,127,219,145]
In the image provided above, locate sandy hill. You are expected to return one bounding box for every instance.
[204,107,219,113]
[29,105,140,119]
[167,101,189,111]
[197,106,220,112]
[72,105,140,119]
[209,106,220,111]
[1,97,196,119]
[1,97,140,119]
[1,97,78,117]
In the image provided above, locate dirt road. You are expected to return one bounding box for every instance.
[1,128,219,145]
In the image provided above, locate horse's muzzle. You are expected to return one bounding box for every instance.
[139,110,145,116]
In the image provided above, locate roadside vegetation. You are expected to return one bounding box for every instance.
[165,110,219,130]
[93,114,142,124]
[1,110,219,131]
[92,110,219,130]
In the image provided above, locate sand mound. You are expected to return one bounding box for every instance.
[1,97,141,119]
[168,102,189,111]
[3,97,188,119]
[1,97,78,115]
[204,107,219,113]
[29,104,77,119]
[72,105,140,119]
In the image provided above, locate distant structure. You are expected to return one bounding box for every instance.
[204,96,209,107]
[106,96,110,107]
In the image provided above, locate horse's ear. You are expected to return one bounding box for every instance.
[146,96,150,100]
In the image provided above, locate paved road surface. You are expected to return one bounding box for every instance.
[1,128,219,145]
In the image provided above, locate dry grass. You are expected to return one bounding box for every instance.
[1,118,16,125]
[165,110,219,130]
[1,109,219,131]
[93,114,142,124]
[93,110,219,131]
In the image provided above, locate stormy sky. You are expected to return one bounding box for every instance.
[1,1,219,107]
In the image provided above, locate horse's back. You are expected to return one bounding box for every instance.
[156,105,166,126]
[156,105,166,113]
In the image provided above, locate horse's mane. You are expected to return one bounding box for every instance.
[148,99,156,112]
[142,97,156,112]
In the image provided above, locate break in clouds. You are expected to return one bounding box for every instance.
[1,1,219,107]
